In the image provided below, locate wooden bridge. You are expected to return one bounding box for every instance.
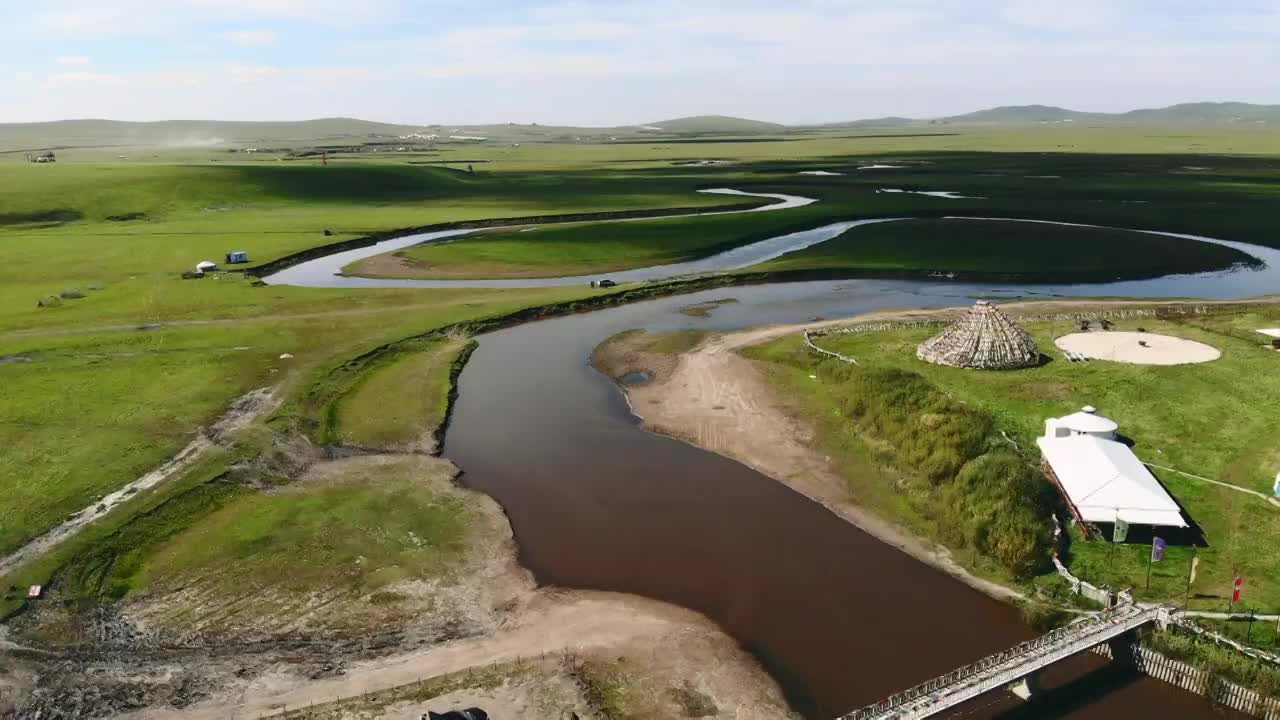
[840,604,1168,720]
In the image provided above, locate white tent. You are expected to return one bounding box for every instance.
[195,260,219,273]
[1044,406,1118,440]
[1037,434,1187,528]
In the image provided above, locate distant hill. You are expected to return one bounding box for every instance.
[937,102,1280,126]
[1117,102,1280,125]
[940,105,1098,124]
[642,115,787,134]
[3,102,1275,152]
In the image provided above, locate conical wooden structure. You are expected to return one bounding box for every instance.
[917,301,1039,370]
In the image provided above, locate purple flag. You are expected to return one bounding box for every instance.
[1152,537,1166,562]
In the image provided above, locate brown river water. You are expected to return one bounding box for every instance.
[441,279,1253,719]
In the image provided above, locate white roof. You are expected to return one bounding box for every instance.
[196,260,219,270]
[1038,434,1187,527]
[1055,410,1118,434]
[1257,329,1280,339]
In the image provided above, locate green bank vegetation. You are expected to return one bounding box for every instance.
[335,337,476,451]
[754,304,1280,610]
[743,343,1057,580]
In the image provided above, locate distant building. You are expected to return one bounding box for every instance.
[27,151,56,163]
[225,251,250,264]
[1038,406,1188,536]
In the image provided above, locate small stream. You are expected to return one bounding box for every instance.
[265,198,1278,717]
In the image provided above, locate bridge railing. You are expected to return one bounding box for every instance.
[840,606,1154,720]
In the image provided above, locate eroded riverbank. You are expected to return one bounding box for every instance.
[9,456,793,720]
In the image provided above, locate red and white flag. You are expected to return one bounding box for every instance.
[1233,576,1244,603]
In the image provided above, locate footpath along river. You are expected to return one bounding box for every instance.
[266,198,1280,717]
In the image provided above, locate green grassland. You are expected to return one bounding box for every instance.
[748,305,1280,610]
[343,150,1280,280]
[2,125,1280,639]
[0,284,595,558]
[753,218,1253,279]
[335,337,475,451]
[19,456,481,637]
[135,458,472,628]
[352,205,826,279]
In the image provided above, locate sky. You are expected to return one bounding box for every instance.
[1,0,1277,125]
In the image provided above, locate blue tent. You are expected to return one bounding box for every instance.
[226,251,249,264]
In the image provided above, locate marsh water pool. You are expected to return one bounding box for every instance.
[267,206,1279,717]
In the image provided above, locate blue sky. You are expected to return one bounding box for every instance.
[1,0,1277,124]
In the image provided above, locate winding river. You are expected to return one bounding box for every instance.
[265,193,1278,717]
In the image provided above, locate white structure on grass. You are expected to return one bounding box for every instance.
[1037,406,1187,534]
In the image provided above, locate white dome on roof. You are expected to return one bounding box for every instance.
[1058,409,1118,434]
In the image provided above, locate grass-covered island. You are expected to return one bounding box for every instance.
[752,218,1256,280]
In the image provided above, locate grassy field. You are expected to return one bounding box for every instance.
[3,126,1280,644]
[750,304,1280,611]
[353,207,827,279]
[0,284,595,558]
[335,337,475,451]
[753,218,1253,279]
[20,456,482,637]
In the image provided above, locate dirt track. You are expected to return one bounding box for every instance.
[0,387,278,579]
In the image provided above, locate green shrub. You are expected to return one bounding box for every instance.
[829,366,1052,577]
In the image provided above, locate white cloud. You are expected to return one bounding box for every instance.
[2,0,1277,123]
[226,64,281,84]
[51,71,123,84]
[54,55,91,65]
[219,30,277,46]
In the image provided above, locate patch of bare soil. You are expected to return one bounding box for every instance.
[8,455,792,720]
[590,329,704,387]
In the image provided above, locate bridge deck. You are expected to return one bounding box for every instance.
[840,605,1163,720]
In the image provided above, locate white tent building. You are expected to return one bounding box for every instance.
[1037,407,1187,534]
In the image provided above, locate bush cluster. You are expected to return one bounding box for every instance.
[830,364,1054,577]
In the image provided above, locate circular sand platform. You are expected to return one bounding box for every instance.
[1055,331,1220,365]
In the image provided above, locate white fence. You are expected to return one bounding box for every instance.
[1092,642,1280,719]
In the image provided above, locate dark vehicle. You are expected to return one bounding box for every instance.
[591,279,617,288]
[425,709,489,720]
